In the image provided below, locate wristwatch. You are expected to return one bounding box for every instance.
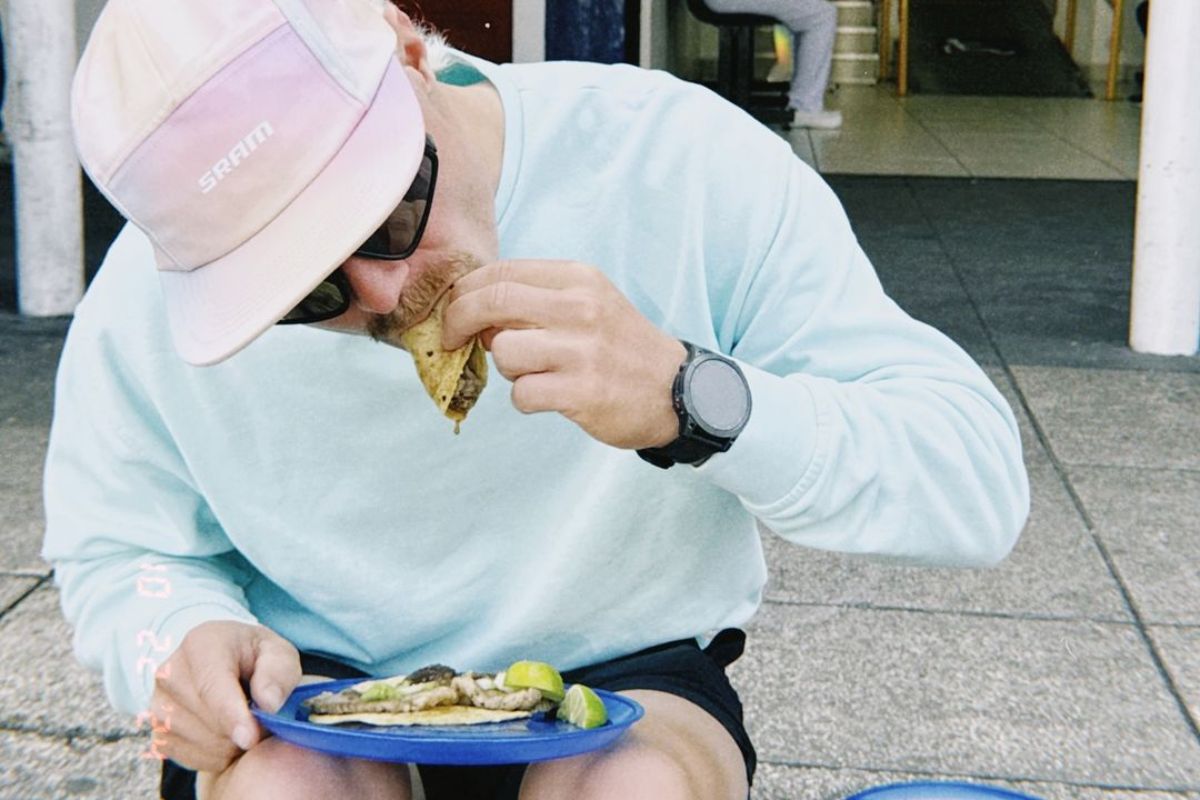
[637,341,752,468]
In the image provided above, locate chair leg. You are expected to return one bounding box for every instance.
[733,25,753,109]
[717,27,736,102]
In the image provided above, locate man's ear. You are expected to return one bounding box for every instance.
[382,3,435,84]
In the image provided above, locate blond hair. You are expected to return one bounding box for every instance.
[416,21,459,73]
[365,0,462,73]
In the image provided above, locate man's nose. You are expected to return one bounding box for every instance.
[339,255,411,315]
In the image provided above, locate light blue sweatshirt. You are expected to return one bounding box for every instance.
[42,58,1028,715]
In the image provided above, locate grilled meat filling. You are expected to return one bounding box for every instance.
[303,664,556,718]
[405,664,457,684]
[453,673,552,712]
[448,359,485,415]
[306,684,459,715]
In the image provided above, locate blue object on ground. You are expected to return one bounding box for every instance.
[846,782,1045,800]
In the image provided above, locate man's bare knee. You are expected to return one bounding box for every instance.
[524,745,693,800]
[199,736,411,800]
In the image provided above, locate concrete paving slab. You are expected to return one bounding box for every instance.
[1011,367,1200,470]
[761,461,1130,622]
[0,575,39,614]
[0,729,159,800]
[0,421,51,574]
[1148,626,1200,728]
[731,602,1200,788]
[984,366,1050,469]
[0,586,138,739]
[0,319,65,427]
[753,763,1196,800]
[1070,467,1200,626]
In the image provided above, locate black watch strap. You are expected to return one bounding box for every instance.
[636,341,750,469]
[637,434,719,469]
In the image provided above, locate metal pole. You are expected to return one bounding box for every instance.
[897,0,908,97]
[1130,0,1200,356]
[1105,0,1124,101]
[1063,0,1077,57]
[5,0,84,316]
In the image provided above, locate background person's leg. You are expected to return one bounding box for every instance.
[702,0,839,124]
[786,0,837,113]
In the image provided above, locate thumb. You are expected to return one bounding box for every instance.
[245,630,302,716]
[199,624,299,751]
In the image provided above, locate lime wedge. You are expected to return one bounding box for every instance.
[558,684,608,729]
[504,660,566,702]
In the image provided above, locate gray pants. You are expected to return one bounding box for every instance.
[703,0,836,113]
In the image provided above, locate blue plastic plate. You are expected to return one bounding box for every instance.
[845,782,1044,800]
[251,678,644,765]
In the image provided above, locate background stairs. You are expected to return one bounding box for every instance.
[832,0,881,85]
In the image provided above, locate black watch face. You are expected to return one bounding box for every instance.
[688,358,750,436]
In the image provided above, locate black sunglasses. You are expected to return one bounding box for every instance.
[278,135,439,325]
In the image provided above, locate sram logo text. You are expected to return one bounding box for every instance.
[198,121,275,194]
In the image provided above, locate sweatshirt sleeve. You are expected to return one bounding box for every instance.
[696,155,1029,567]
[41,242,259,715]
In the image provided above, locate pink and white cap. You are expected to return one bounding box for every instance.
[71,0,425,365]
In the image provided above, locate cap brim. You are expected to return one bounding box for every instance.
[158,58,424,366]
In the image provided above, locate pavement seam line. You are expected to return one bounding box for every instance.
[760,596,1135,625]
[0,573,50,622]
[0,720,138,745]
[900,110,974,177]
[903,180,1200,748]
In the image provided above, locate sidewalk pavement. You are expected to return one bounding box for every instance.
[2,175,1199,799]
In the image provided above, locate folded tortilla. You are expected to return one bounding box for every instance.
[308,706,532,727]
[399,294,488,433]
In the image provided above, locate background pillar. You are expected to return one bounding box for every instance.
[1129,0,1200,355]
[5,0,84,317]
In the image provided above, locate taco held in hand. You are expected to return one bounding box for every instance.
[399,293,488,433]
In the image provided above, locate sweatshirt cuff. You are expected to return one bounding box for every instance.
[694,361,822,511]
[136,602,260,710]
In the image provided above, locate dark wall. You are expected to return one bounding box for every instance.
[546,0,627,63]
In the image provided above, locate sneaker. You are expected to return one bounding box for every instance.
[790,109,842,129]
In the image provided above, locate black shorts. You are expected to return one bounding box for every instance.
[160,629,756,800]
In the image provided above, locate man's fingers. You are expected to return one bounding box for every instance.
[489,328,579,381]
[247,635,302,714]
[450,259,592,298]
[444,260,608,350]
[191,658,257,751]
[443,280,553,350]
[141,700,238,772]
[188,626,296,750]
[511,372,577,416]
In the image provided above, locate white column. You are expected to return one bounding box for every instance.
[5,0,84,316]
[511,0,545,62]
[1129,0,1200,356]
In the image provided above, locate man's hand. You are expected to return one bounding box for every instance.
[145,621,301,773]
[444,260,687,450]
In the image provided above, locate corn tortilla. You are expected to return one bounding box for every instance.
[398,294,487,432]
[308,705,532,727]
